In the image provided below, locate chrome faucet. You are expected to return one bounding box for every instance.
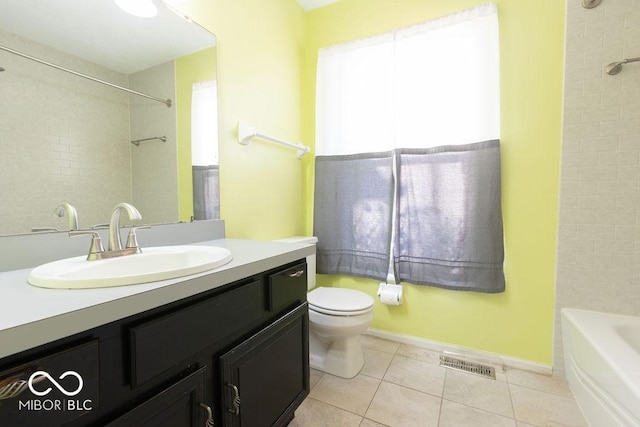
[108,202,142,252]
[70,202,148,260]
[52,202,79,231]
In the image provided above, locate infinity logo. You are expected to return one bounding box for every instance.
[28,371,84,397]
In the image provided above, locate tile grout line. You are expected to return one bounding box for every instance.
[435,368,448,426]
[307,382,367,423]
[504,370,518,424]
[359,343,398,425]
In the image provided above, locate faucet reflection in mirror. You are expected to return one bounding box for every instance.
[53,203,79,231]
[32,203,80,233]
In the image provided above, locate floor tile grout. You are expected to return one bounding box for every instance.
[299,337,586,426]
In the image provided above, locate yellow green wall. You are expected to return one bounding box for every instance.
[180,0,565,366]
[175,47,217,222]
[303,0,565,366]
[178,0,306,239]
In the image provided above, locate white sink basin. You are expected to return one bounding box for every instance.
[28,245,233,289]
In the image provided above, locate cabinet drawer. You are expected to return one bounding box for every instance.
[267,262,307,312]
[130,280,264,387]
[0,340,99,427]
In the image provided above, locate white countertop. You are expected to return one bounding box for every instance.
[0,239,314,359]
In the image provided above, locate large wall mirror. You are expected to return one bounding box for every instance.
[0,0,219,236]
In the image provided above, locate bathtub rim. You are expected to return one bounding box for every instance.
[561,308,640,416]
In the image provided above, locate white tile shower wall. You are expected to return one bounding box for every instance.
[130,62,179,225]
[555,0,640,377]
[0,29,132,234]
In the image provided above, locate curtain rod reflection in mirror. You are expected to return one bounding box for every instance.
[0,44,172,107]
[131,136,167,146]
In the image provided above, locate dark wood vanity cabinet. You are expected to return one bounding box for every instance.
[0,260,309,427]
[221,303,309,427]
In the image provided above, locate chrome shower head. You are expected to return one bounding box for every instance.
[606,60,625,75]
[582,0,602,9]
[605,57,640,76]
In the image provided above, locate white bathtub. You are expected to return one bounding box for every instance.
[562,308,640,426]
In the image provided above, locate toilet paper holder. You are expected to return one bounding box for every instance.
[377,283,403,306]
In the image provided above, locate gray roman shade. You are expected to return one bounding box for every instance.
[314,152,394,281]
[394,140,505,293]
[192,165,219,220]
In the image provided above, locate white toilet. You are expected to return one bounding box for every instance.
[307,286,374,378]
[277,237,375,379]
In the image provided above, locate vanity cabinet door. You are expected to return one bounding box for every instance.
[220,303,309,427]
[105,367,208,427]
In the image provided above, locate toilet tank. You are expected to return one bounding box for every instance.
[275,236,318,290]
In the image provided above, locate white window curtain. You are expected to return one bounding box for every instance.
[191,80,218,166]
[316,2,500,154]
[191,80,220,220]
[314,3,505,293]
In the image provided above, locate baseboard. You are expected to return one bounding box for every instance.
[365,327,553,376]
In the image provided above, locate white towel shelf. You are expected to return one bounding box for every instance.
[237,121,310,159]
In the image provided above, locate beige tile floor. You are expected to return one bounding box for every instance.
[290,336,587,427]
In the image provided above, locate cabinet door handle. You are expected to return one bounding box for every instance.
[287,270,304,278]
[199,403,215,427]
[226,383,241,415]
[0,379,30,400]
[0,369,45,400]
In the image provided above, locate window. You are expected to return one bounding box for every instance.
[316,3,500,154]
[313,3,505,293]
[191,80,219,220]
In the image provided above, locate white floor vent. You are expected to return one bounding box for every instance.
[439,354,496,380]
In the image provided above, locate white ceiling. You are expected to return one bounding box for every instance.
[0,0,338,75]
[296,0,339,11]
[0,0,216,74]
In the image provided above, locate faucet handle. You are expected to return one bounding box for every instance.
[126,226,151,252]
[69,231,105,261]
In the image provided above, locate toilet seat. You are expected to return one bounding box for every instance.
[308,287,374,316]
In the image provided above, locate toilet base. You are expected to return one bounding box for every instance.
[309,331,364,379]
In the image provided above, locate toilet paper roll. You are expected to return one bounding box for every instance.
[378,283,403,306]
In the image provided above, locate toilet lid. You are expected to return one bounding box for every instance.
[308,287,374,314]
